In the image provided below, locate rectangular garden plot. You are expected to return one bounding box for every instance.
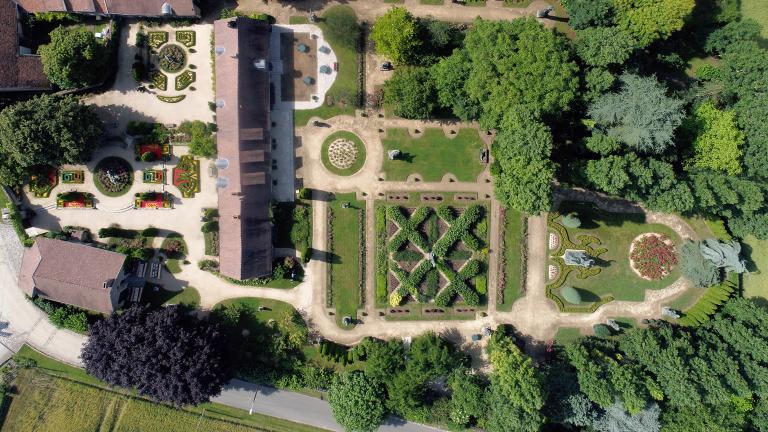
[381,128,487,182]
[375,197,490,321]
[546,202,682,313]
[327,193,364,328]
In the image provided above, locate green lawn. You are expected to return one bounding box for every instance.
[742,0,768,38]
[329,193,364,328]
[553,203,682,303]
[554,327,583,345]
[381,128,486,182]
[10,346,324,432]
[498,209,526,312]
[213,297,297,324]
[743,235,768,300]
[294,5,359,125]
[420,0,444,4]
[665,287,705,311]
[164,258,182,273]
[142,286,200,308]
[321,131,367,176]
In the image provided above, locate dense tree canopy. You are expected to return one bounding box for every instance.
[0,94,101,186]
[430,49,481,121]
[685,102,744,175]
[575,27,636,67]
[383,67,437,119]
[82,306,230,406]
[589,73,685,153]
[39,25,109,89]
[491,112,555,214]
[371,7,420,65]
[462,18,579,129]
[486,333,545,432]
[613,0,696,48]
[328,372,387,432]
[563,0,616,30]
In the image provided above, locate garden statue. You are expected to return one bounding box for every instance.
[536,5,554,18]
[563,249,595,268]
[388,149,401,160]
[428,251,436,268]
[662,307,680,319]
[309,10,317,23]
[606,319,620,331]
[700,239,747,273]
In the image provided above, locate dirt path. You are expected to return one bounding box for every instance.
[235,0,555,26]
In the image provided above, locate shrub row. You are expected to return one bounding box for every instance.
[31,297,90,334]
[677,273,738,326]
[432,205,483,257]
[375,206,388,304]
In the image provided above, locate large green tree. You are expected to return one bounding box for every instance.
[0,94,102,186]
[463,18,579,129]
[575,27,636,67]
[491,112,555,214]
[562,0,616,29]
[370,7,420,65]
[430,49,481,121]
[613,0,696,48]
[39,25,109,89]
[328,372,387,432]
[589,73,685,153]
[383,67,437,119]
[685,101,744,175]
[485,335,545,432]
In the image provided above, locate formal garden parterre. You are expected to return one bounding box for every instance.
[374,193,490,320]
[546,202,682,312]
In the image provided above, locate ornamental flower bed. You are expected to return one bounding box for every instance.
[630,234,678,280]
[56,192,94,208]
[157,44,186,73]
[151,71,167,91]
[134,192,172,209]
[94,157,133,195]
[147,31,168,49]
[172,155,200,198]
[142,169,165,184]
[175,30,196,47]
[61,170,84,184]
[30,167,58,198]
[175,70,195,91]
[135,143,170,161]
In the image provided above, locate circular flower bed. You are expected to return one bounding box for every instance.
[157,44,186,73]
[629,233,678,280]
[321,131,366,176]
[327,139,359,169]
[94,157,133,197]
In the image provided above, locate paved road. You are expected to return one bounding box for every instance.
[215,380,443,432]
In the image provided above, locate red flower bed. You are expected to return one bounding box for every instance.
[139,144,163,160]
[630,234,678,280]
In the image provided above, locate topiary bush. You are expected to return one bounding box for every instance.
[593,324,612,337]
[561,285,582,304]
[561,212,581,228]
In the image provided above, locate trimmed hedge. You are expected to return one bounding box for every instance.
[677,273,738,326]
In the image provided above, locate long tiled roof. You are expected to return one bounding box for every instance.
[0,0,49,90]
[214,17,273,280]
[19,237,127,313]
[14,0,197,16]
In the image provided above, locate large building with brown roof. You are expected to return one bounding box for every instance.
[12,0,198,17]
[20,237,130,314]
[214,17,273,280]
[0,0,49,91]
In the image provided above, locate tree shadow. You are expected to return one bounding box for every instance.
[741,242,760,273]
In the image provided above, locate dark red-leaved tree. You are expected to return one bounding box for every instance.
[82,305,230,406]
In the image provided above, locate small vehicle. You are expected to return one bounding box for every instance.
[379,61,393,71]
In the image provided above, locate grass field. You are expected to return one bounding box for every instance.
[743,235,768,299]
[498,209,526,312]
[142,286,200,308]
[742,0,768,38]
[8,346,325,432]
[213,297,297,324]
[294,5,359,125]
[328,193,364,328]
[554,203,682,302]
[554,327,582,345]
[381,128,486,182]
